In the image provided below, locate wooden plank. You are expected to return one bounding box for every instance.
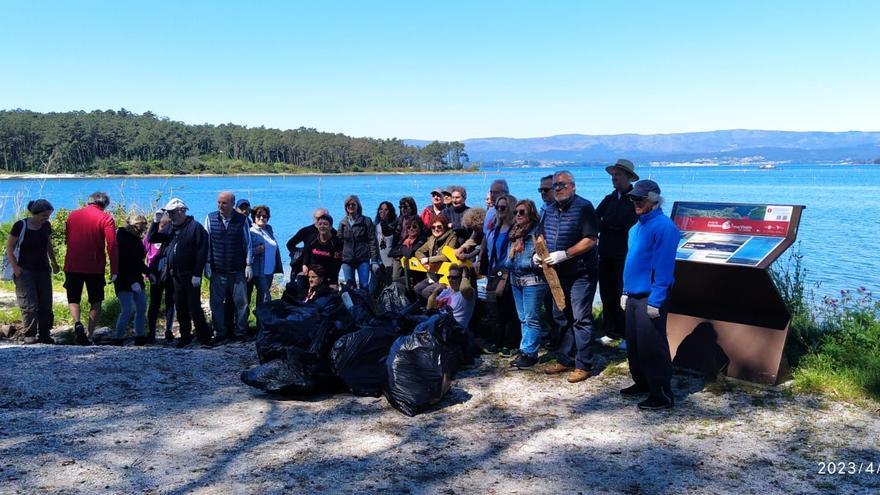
[534,234,566,310]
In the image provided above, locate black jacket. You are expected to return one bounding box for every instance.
[596,187,637,260]
[339,214,379,264]
[114,228,148,292]
[148,216,209,277]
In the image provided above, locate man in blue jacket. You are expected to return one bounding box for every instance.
[537,170,601,383]
[620,179,681,410]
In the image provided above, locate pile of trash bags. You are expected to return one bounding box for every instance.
[241,284,476,416]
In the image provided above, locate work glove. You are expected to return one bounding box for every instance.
[532,253,543,266]
[647,305,661,319]
[131,283,142,293]
[420,257,430,266]
[544,250,569,266]
[204,265,212,280]
[245,265,253,281]
[191,276,202,288]
[620,294,628,310]
[109,274,118,283]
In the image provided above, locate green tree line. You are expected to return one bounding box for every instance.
[0,109,468,174]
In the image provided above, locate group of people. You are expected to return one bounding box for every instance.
[5,158,681,410]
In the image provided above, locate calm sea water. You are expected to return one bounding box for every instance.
[2,163,878,299]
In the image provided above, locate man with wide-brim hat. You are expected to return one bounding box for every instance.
[596,159,639,343]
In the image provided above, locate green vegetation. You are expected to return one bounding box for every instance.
[0,109,468,174]
[773,249,880,403]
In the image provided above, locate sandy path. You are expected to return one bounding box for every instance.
[1,342,878,495]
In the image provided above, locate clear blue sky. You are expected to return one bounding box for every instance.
[1,0,877,141]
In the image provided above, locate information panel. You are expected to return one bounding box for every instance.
[670,202,803,269]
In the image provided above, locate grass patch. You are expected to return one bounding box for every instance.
[774,248,880,403]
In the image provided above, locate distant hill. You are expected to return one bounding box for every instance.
[409,130,880,164]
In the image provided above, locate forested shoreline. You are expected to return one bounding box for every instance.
[0,109,468,175]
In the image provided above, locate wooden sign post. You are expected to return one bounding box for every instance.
[534,234,566,311]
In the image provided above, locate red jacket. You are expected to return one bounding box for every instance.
[64,204,119,275]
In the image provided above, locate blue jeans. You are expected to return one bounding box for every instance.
[209,271,249,338]
[511,283,548,357]
[552,272,598,370]
[116,289,147,338]
[341,261,371,290]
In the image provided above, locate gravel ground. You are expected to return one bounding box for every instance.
[1,340,879,495]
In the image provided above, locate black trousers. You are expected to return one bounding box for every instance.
[490,287,521,349]
[172,275,211,343]
[599,256,626,338]
[147,278,175,336]
[625,295,672,394]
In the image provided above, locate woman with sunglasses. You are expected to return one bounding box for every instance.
[482,194,521,355]
[412,214,457,300]
[249,205,283,308]
[113,213,149,346]
[502,200,547,368]
[389,215,426,290]
[339,195,380,290]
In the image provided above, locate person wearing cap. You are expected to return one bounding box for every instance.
[63,191,119,345]
[442,187,454,207]
[147,198,212,347]
[420,188,447,227]
[235,199,252,221]
[536,170,600,383]
[620,179,680,410]
[597,159,639,342]
[204,191,254,344]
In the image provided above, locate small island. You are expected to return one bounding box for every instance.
[0,109,469,176]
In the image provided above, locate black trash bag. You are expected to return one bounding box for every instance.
[330,314,404,397]
[384,312,466,416]
[340,286,383,325]
[241,348,344,395]
[254,294,354,364]
[378,282,411,313]
[241,352,314,394]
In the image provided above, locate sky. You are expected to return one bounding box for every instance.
[1,0,878,141]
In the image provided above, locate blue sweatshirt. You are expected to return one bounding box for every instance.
[623,208,680,308]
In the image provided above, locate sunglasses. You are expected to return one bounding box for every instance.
[431,192,442,197]
[515,209,528,216]
[256,214,269,219]
[552,182,571,191]
[629,195,647,203]
[447,275,462,281]
[345,203,356,208]
[496,205,508,211]
[407,224,420,230]
[431,225,445,231]
[538,187,551,193]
